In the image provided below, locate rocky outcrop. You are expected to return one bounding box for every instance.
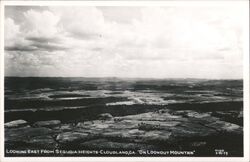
[98,113,113,120]
[56,132,90,144]
[4,120,28,128]
[33,120,61,128]
[211,111,243,126]
[5,126,54,146]
[5,109,243,155]
[27,135,57,149]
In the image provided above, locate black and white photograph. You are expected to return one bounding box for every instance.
[1,0,249,161]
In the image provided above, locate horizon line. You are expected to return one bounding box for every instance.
[4,76,243,80]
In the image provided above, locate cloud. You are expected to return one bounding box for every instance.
[5,18,20,41]
[22,9,60,38]
[98,7,142,24]
[31,41,69,52]
[5,45,37,52]
[5,41,68,52]
[5,10,68,53]
[26,36,61,44]
[4,18,24,48]
[50,7,106,40]
[4,5,247,79]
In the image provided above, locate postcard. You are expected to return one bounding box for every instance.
[0,0,249,162]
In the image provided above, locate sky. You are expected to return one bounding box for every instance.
[4,4,247,79]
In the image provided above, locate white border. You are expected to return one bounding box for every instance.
[0,1,5,162]
[0,1,249,162]
[0,0,249,6]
